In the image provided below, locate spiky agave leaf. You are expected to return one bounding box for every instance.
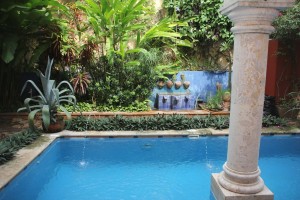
[37,57,55,101]
[59,95,77,104]
[41,105,50,130]
[56,81,74,93]
[20,80,47,103]
[45,57,54,80]
[20,97,43,112]
[59,88,71,95]
[59,105,72,129]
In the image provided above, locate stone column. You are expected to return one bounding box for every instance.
[211,1,295,200]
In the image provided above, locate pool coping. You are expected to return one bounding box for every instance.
[1,128,300,191]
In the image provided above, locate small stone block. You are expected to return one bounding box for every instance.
[211,173,274,200]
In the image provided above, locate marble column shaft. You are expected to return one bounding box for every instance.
[217,7,279,194]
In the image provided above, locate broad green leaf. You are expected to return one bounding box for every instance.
[125,48,148,55]
[125,61,140,67]
[20,80,46,103]
[1,34,19,63]
[29,43,50,67]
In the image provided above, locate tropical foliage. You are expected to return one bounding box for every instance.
[0,0,237,112]
[0,0,65,67]
[76,0,192,63]
[18,58,76,130]
[0,0,196,112]
[164,0,232,46]
[68,0,192,107]
[0,0,67,112]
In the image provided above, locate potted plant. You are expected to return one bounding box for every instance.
[222,91,231,111]
[205,89,224,111]
[18,57,76,133]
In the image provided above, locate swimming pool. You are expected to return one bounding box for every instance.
[0,135,299,200]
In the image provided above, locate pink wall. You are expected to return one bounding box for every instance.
[265,39,300,102]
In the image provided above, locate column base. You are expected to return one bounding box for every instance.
[211,173,274,200]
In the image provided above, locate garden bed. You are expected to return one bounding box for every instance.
[0,110,229,137]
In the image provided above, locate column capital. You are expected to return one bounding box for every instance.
[221,0,295,15]
[220,0,295,34]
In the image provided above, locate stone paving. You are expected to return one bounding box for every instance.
[0,115,41,139]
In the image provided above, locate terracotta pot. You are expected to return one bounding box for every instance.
[174,81,182,89]
[166,80,173,89]
[43,117,65,133]
[223,101,230,111]
[157,81,165,89]
[183,81,190,89]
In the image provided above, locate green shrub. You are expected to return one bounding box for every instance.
[163,0,233,46]
[272,1,300,41]
[262,115,287,127]
[69,114,287,131]
[63,100,151,112]
[0,129,40,165]
[87,54,157,107]
[96,101,151,112]
[68,115,230,131]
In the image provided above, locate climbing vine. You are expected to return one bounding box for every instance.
[163,0,233,47]
[162,0,233,71]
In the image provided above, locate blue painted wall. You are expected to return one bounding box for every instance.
[149,71,229,109]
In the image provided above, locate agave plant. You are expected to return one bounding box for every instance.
[17,58,76,130]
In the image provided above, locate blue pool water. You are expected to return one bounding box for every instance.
[0,136,300,200]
